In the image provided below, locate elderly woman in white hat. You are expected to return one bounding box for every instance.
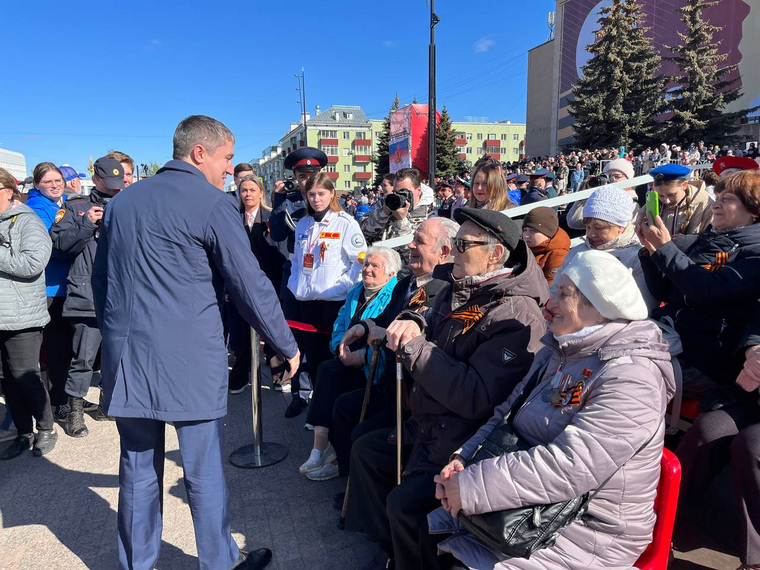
[566,158,638,230]
[428,249,675,570]
[552,184,655,309]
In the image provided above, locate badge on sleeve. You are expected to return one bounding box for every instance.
[351,233,364,248]
[54,209,65,224]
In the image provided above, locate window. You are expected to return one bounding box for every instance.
[513,134,519,141]
[487,133,497,140]
[322,145,338,156]
[466,133,472,141]
[320,130,337,138]
[501,147,507,154]
[344,165,351,173]
[324,165,336,173]
[355,145,371,155]
[501,134,507,141]
[343,132,350,140]
[356,132,368,140]
[477,133,483,141]
[344,181,352,189]
[513,148,519,155]
[466,147,472,154]
[355,165,366,173]
[343,148,350,156]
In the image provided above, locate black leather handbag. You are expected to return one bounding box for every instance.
[457,365,654,559]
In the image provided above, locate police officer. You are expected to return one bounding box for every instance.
[435,181,455,218]
[523,169,550,204]
[269,147,328,417]
[50,156,125,438]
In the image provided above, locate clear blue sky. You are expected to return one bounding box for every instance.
[1,0,555,176]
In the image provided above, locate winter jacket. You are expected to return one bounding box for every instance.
[640,223,760,384]
[396,246,548,473]
[330,276,397,380]
[635,180,713,236]
[50,190,112,318]
[529,228,571,285]
[429,320,675,570]
[25,189,71,297]
[0,201,52,330]
[552,224,656,310]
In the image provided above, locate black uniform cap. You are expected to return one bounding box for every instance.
[284,147,328,172]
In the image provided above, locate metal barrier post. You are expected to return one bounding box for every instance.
[229,328,289,468]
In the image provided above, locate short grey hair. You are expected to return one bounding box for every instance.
[365,246,402,277]
[428,217,460,259]
[173,115,235,160]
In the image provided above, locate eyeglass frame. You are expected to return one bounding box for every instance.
[451,236,492,253]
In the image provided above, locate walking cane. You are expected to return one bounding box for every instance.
[396,355,403,485]
[340,340,382,523]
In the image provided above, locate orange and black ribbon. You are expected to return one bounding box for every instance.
[451,305,484,334]
[409,287,427,307]
[701,250,729,273]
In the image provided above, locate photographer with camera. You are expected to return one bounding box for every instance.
[360,168,433,277]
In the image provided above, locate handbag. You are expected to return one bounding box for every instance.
[457,365,656,559]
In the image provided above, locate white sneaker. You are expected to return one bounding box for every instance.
[299,444,337,474]
[306,462,339,481]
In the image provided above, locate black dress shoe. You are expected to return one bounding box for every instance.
[33,429,58,456]
[332,491,346,511]
[231,548,272,570]
[284,396,307,418]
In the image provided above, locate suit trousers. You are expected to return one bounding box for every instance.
[115,417,239,570]
[44,297,73,407]
[65,317,102,398]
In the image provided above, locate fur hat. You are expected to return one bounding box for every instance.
[564,250,648,321]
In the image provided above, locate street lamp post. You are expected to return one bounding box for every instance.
[428,2,440,186]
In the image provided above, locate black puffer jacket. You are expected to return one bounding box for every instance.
[641,223,760,383]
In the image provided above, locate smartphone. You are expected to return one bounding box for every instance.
[645,190,660,219]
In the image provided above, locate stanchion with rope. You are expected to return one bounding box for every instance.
[229,328,289,468]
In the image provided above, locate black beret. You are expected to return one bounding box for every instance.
[454,207,522,252]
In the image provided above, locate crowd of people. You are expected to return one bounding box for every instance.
[1,115,760,570]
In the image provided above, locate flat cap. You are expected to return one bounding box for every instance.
[454,207,521,251]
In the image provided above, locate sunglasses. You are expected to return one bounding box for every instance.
[451,237,490,253]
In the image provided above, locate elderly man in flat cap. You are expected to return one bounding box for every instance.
[344,208,548,570]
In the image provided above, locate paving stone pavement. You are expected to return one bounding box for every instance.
[0,367,385,570]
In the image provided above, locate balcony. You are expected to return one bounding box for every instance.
[327,155,339,163]
[484,139,500,148]
[326,172,339,179]
[353,138,372,146]
[455,138,467,146]
[485,152,500,160]
[354,172,372,180]
[353,155,371,162]
[320,138,339,146]
[459,153,467,160]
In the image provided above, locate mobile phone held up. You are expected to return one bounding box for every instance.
[645,190,660,220]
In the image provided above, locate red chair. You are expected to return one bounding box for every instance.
[634,448,682,569]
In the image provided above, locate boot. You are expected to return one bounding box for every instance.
[64,396,89,437]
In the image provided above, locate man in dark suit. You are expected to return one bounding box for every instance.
[92,115,299,570]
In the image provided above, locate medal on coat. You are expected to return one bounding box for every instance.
[319,241,328,263]
[551,367,592,407]
[450,305,484,334]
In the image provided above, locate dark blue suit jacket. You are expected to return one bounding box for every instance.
[92,160,298,421]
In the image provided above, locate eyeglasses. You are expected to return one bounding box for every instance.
[451,237,490,253]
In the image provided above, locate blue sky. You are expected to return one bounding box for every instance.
[2,0,555,176]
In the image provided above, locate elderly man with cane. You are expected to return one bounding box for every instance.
[342,208,548,569]
[93,115,299,570]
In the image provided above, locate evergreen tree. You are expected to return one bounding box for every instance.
[662,0,747,145]
[435,105,464,176]
[568,0,666,149]
[372,94,399,186]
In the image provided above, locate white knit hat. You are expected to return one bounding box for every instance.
[603,158,634,180]
[583,184,633,227]
[564,250,648,321]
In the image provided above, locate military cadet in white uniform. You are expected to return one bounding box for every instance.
[287,172,367,414]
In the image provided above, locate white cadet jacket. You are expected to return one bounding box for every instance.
[288,210,367,302]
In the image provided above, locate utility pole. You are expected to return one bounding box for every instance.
[428,2,440,186]
[295,68,307,146]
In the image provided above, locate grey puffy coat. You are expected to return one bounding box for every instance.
[428,320,675,570]
[0,202,52,330]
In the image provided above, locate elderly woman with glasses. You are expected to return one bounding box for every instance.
[428,250,675,570]
[0,168,57,460]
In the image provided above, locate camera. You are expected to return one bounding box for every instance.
[282,177,298,194]
[586,173,611,189]
[385,188,413,211]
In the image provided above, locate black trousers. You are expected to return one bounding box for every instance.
[0,328,53,434]
[295,299,343,395]
[677,398,760,564]
[65,317,102,398]
[306,358,365,429]
[344,427,441,569]
[43,297,73,408]
[332,384,395,476]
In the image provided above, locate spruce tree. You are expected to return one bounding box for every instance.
[372,93,399,186]
[663,0,747,145]
[435,105,464,176]
[568,0,665,149]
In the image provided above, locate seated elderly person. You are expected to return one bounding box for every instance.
[343,208,548,569]
[326,217,459,483]
[429,250,675,570]
[637,170,760,390]
[637,164,712,236]
[553,184,655,309]
[299,246,401,481]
